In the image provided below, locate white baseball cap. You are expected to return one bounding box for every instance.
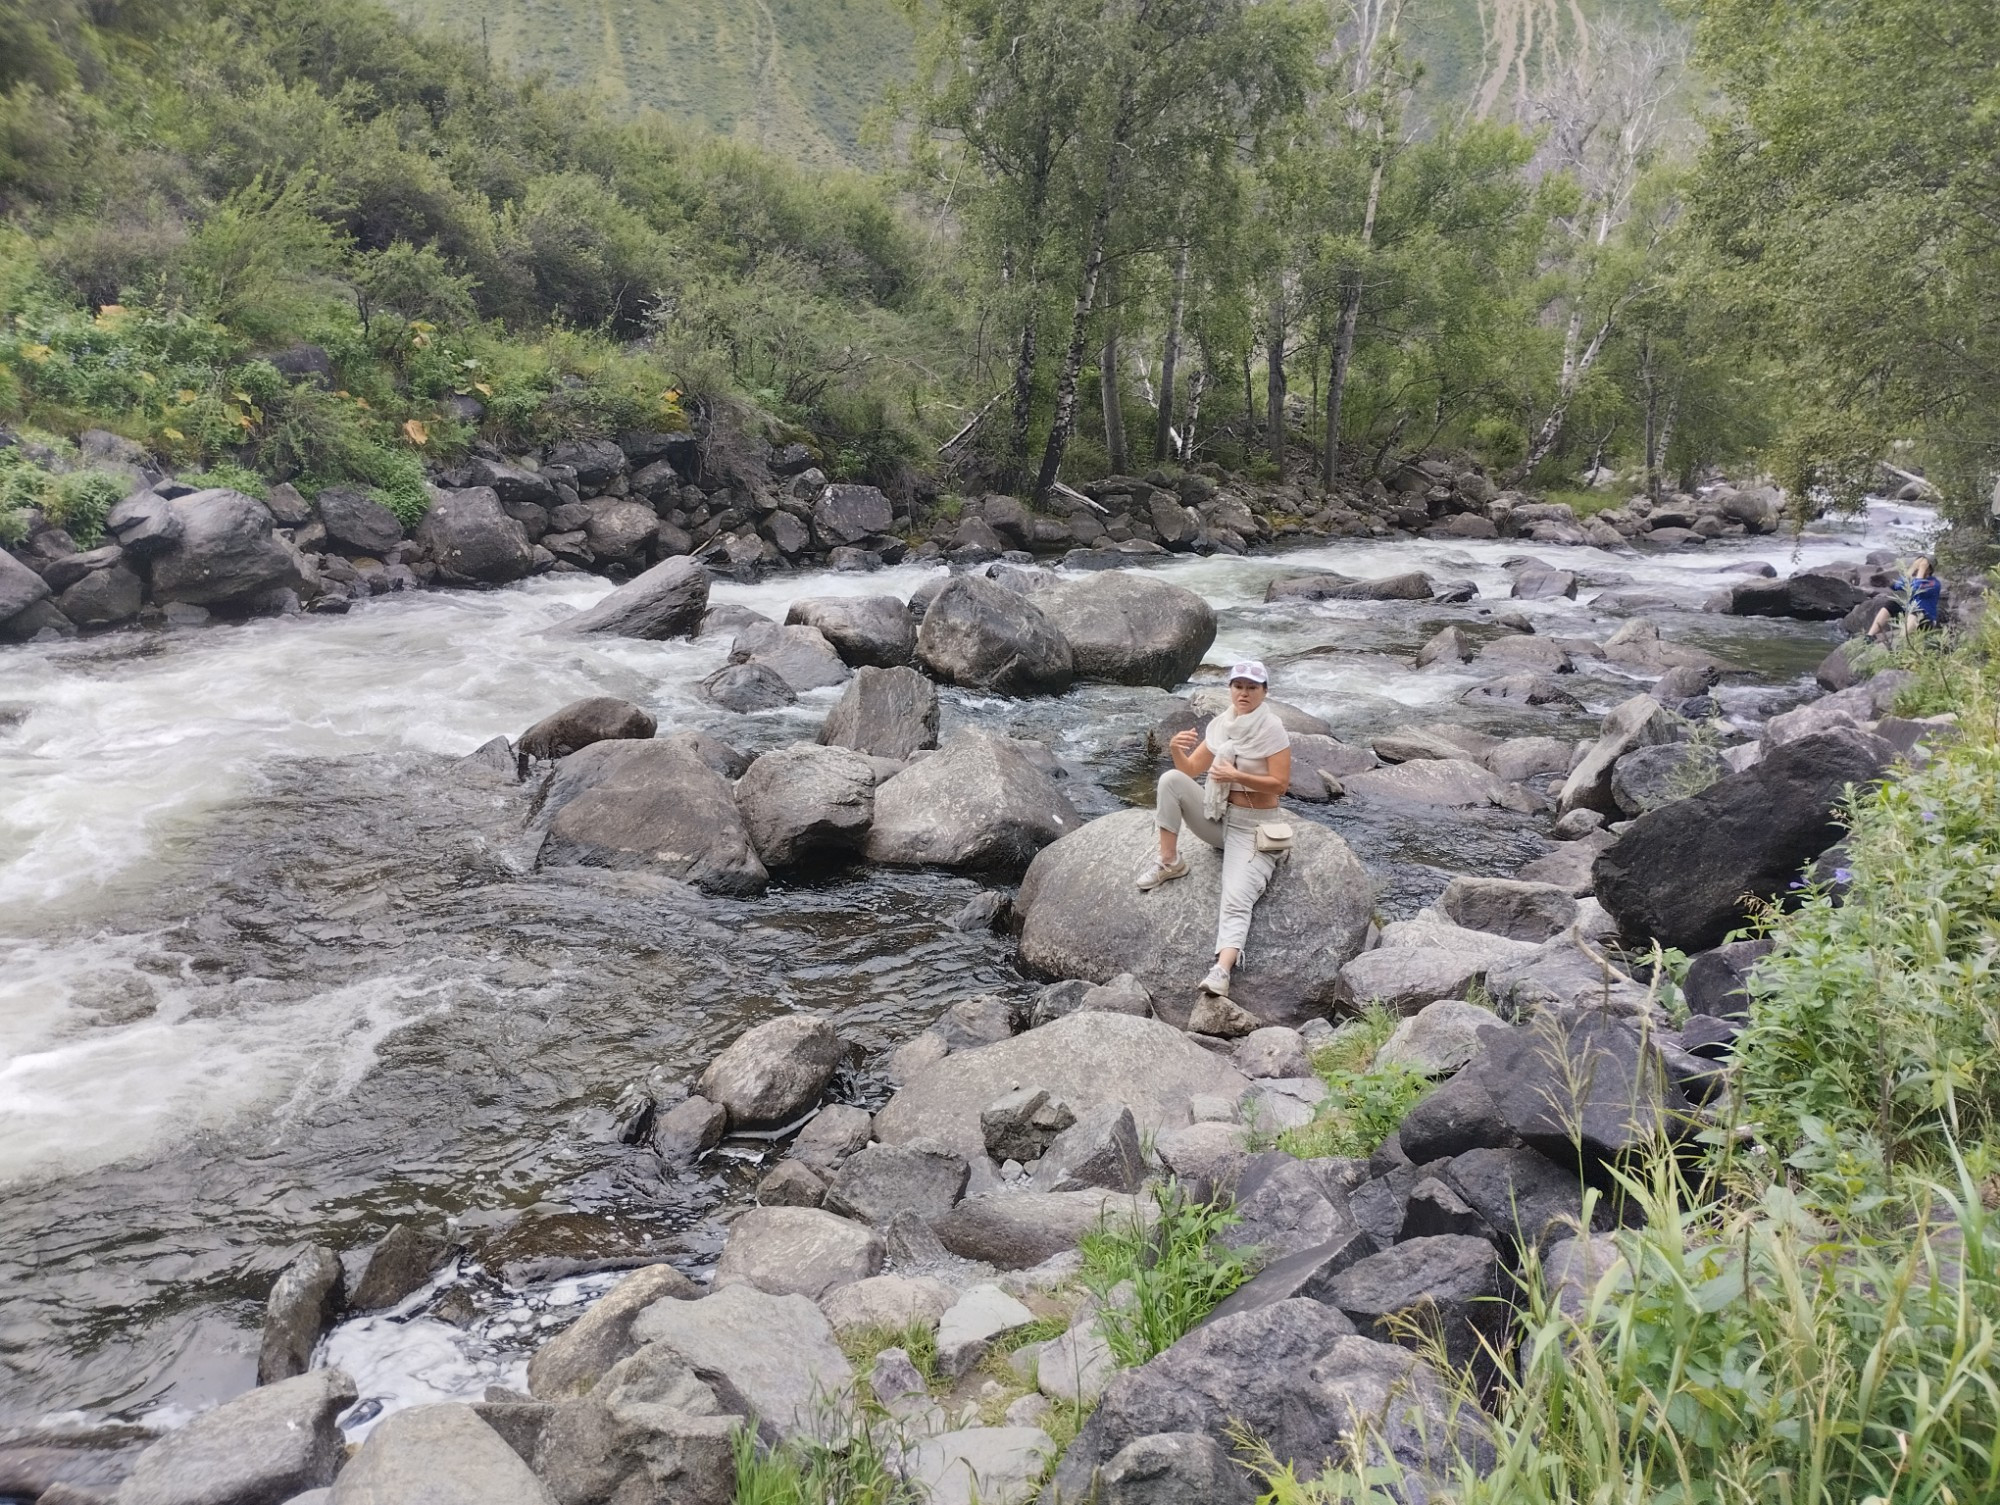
[1227,661,1269,685]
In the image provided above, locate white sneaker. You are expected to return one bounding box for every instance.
[1200,963,1232,996]
[1136,858,1189,891]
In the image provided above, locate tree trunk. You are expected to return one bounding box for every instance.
[1154,240,1190,463]
[1513,310,1615,481]
[1033,201,1113,506]
[1319,151,1385,490]
[1266,292,1287,477]
[1640,333,1658,496]
[1179,366,1209,461]
[1099,272,1128,475]
[1008,317,1037,492]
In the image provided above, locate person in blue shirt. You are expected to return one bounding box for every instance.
[1866,555,1942,644]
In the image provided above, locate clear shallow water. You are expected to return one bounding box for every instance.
[0,500,1934,1443]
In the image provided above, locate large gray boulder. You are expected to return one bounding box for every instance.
[114,1369,355,1505]
[1327,1235,1506,1372]
[734,744,876,868]
[329,1403,555,1505]
[785,595,916,668]
[630,1284,854,1442]
[1338,913,1541,1012]
[517,697,656,763]
[1375,1000,1505,1077]
[712,1207,884,1299]
[256,1246,343,1384]
[146,489,303,607]
[916,576,1074,695]
[698,1015,842,1130]
[316,487,403,556]
[818,664,939,760]
[904,1426,1054,1505]
[1045,1302,1490,1501]
[1436,876,1579,941]
[1015,808,1373,1027]
[556,556,709,639]
[0,548,53,625]
[414,487,534,585]
[1026,572,1216,689]
[1343,757,1532,811]
[1557,694,1678,816]
[1727,573,1866,619]
[825,1141,970,1226]
[866,730,1081,874]
[812,484,894,549]
[934,1190,1148,1269]
[873,1012,1249,1164]
[1097,1432,1258,1505]
[1595,727,1895,951]
[729,621,851,692]
[527,1263,700,1400]
[535,739,767,895]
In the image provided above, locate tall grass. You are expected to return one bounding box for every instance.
[1079,1182,1256,1367]
[1277,1004,1432,1160]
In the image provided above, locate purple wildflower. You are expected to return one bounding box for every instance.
[1834,867,1853,883]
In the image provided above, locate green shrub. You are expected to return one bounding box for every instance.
[1274,1005,1431,1160]
[45,469,125,546]
[729,1419,913,1505]
[178,462,268,500]
[1080,1182,1256,1367]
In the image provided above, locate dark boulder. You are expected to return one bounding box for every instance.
[316,486,404,556]
[415,487,535,585]
[583,498,662,569]
[1265,571,1434,602]
[812,484,894,549]
[785,595,916,668]
[701,662,797,712]
[0,549,52,626]
[1727,573,1867,620]
[916,575,1074,695]
[1199,1229,1381,1326]
[1682,937,1773,1020]
[257,1245,344,1384]
[536,739,767,894]
[518,697,657,763]
[1595,728,1895,951]
[546,437,628,491]
[1440,1147,1599,1254]
[1097,1432,1258,1505]
[555,556,710,640]
[57,557,144,626]
[103,490,183,560]
[147,489,304,607]
[1328,1235,1505,1372]
[729,621,850,691]
[459,458,558,507]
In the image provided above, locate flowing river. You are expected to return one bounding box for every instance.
[0,500,1935,1450]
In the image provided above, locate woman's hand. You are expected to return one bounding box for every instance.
[1170,729,1202,758]
[1211,758,1241,784]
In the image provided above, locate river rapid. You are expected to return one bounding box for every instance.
[0,501,1935,1447]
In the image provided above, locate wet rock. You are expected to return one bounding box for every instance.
[812,484,894,549]
[257,1246,343,1384]
[147,489,303,607]
[981,1086,1077,1162]
[1557,694,1678,817]
[414,487,534,585]
[1655,661,1722,703]
[1416,624,1477,667]
[1509,561,1577,599]
[700,603,772,638]
[103,491,182,560]
[697,1015,842,1130]
[315,487,403,556]
[902,1426,1053,1505]
[934,1190,1147,1269]
[1098,1431,1258,1505]
[1285,734,1379,800]
[936,1283,1039,1378]
[729,621,850,693]
[819,1274,958,1338]
[651,1095,726,1164]
[1516,828,1615,896]
[327,1403,553,1505]
[1328,1235,1505,1371]
[788,1104,874,1177]
[1032,1102,1144,1193]
[1727,573,1866,619]
[537,739,768,895]
[915,576,1074,695]
[58,559,144,627]
[1595,728,1895,951]
[756,1160,826,1207]
[1436,876,1579,941]
[1048,1303,1490,1499]
[631,1285,854,1442]
[1343,757,1534,811]
[554,556,709,639]
[1477,634,1574,672]
[1374,1000,1505,1077]
[1266,571,1434,601]
[713,1207,884,1300]
[818,664,939,760]
[825,1141,970,1226]
[1460,672,1586,711]
[785,595,916,668]
[517,697,656,763]
[949,890,1010,934]
[881,1013,1248,1163]
[1015,808,1372,1028]
[700,661,797,711]
[1233,1027,1312,1080]
[348,1223,447,1312]
[528,1264,700,1400]
[1023,572,1216,688]
[865,730,1081,874]
[115,1369,355,1505]
[1372,727,1474,764]
[734,744,876,868]
[1681,937,1772,1020]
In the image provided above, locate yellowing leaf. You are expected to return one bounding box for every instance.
[177,389,199,403]
[139,371,157,385]
[411,331,431,348]
[473,382,493,396]
[335,389,352,399]
[94,304,129,327]
[354,397,371,410]
[402,418,429,446]
[232,391,252,404]
[22,343,52,364]
[162,427,184,442]
[234,412,254,431]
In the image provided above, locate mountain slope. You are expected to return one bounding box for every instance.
[382,0,915,167]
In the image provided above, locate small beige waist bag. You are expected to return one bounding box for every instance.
[1254,821,1294,856]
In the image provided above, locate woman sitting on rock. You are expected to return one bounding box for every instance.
[1138,661,1294,999]
[1866,555,1942,644]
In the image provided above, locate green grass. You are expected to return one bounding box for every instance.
[1079,1182,1256,1367]
[1274,1005,1431,1160]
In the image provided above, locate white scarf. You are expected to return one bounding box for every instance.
[1203,704,1290,820]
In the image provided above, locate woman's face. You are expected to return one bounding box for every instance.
[1229,679,1267,712]
[1913,557,1933,578]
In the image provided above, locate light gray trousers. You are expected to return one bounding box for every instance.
[1154,768,1278,960]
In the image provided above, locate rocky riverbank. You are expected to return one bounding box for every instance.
[0,416,1789,647]
[3,519,1966,1503]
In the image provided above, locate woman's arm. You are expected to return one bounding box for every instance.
[1211,746,1291,796]
[1170,729,1216,777]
